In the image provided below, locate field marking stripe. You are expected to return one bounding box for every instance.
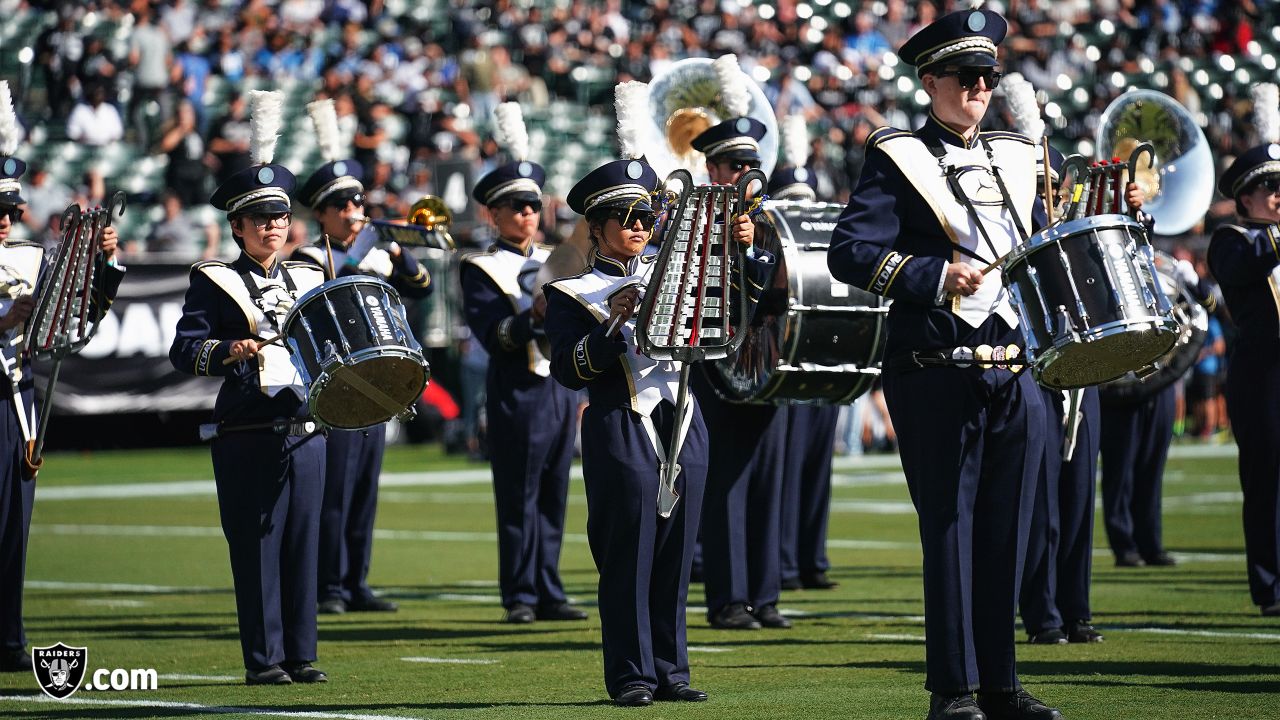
[157,673,241,681]
[0,695,427,720]
[28,580,223,593]
[1119,627,1280,641]
[401,657,499,665]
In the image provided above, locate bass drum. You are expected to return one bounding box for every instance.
[1100,251,1208,402]
[707,201,888,404]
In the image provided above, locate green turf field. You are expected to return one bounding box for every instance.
[0,443,1276,719]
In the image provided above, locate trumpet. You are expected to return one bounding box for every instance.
[350,196,456,251]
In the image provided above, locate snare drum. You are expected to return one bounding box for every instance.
[283,276,430,429]
[1002,214,1179,390]
[707,201,888,404]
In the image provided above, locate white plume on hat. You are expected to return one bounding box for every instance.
[1001,73,1045,143]
[614,81,650,161]
[713,54,751,119]
[1252,82,1279,145]
[0,81,20,158]
[248,89,285,165]
[307,98,344,163]
[493,102,530,162]
[781,115,811,169]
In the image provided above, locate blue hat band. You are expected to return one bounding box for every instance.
[584,184,651,212]
[918,37,998,68]
[1235,161,1280,196]
[483,177,542,205]
[228,187,292,214]
[311,176,364,208]
[702,136,761,158]
[0,179,20,195]
[771,182,817,201]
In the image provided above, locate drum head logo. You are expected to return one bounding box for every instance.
[32,643,87,699]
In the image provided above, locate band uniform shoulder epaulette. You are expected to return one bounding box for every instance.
[192,259,229,272]
[0,239,44,249]
[979,130,1036,146]
[867,126,912,150]
[281,260,325,275]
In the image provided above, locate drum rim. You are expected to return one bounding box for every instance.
[1031,316,1180,384]
[283,275,403,331]
[307,351,430,429]
[1006,213,1146,267]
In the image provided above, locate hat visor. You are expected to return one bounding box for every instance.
[921,52,999,74]
[228,198,292,217]
[0,192,26,207]
[317,187,362,208]
[487,190,542,207]
[594,197,655,215]
[708,148,763,165]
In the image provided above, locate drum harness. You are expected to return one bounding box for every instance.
[887,138,1032,372]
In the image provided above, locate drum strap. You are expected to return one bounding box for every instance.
[238,266,298,336]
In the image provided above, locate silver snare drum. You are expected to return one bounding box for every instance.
[1002,214,1179,390]
[283,276,430,430]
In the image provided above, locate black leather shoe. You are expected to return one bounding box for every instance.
[536,602,588,621]
[927,693,986,720]
[656,682,708,702]
[977,690,1063,720]
[1065,620,1103,643]
[708,602,761,629]
[505,603,536,624]
[348,596,398,612]
[752,603,792,629]
[317,597,347,614]
[1027,628,1067,645]
[1114,551,1143,567]
[1142,551,1177,567]
[781,576,803,591]
[282,662,328,683]
[615,684,654,706]
[245,665,292,685]
[0,648,32,673]
[800,570,838,589]
[1261,602,1280,617]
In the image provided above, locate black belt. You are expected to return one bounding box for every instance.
[199,418,321,442]
[884,344,1029,372]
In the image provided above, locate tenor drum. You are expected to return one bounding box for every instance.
[708,201,887,404]
[1003,214,1179,390]
[1100,251,1208,402]
[283,276,430,430]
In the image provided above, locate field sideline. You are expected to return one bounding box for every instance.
[0,443,1276,719]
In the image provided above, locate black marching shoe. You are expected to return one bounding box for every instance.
[655,682,708,702]
[615,684,654,707]
[281,662,328,683]
[977,690,1063,720]
[348,596,398,612]
[245,665,292,685]
[1260,602,1280,617]
[1065,620,1104,643]
[536,602,588,621]
[1142,551,1177,567]
[781,576,803,591]
[1114,551,1143,567]
[800,569,839,589]
[0,648,32,673]
[708,602,761,629]
[927,693,986,720]
[505,603,536,624]
[752,603,792,629]
[317,597,347,615]
[1027,628,1068,645]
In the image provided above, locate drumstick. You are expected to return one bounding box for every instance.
[323,234,336,281]
[1042,138,1055,225]
[220,333,284,366]
[981,252,1009,276]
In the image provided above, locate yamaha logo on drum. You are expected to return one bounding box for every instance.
[363,294,396,342]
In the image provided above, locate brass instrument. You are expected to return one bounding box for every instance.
[354,195,456,251]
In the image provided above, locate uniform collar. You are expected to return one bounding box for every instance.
[234,251,281,278]
[592,249,635,278]
[919,112,981,150]
[1243,218,1278,229]
[495,237,533,257]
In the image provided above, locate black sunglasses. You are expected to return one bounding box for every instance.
[323,193,364,211]
[0,207,22,223]
[606,207,657,230]
[501,199,543,214]
[1257,177,1280,194]
[936,67,1003,90]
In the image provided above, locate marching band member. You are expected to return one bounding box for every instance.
[826,9,1062,719]
[1208,82,1280,616]
[461,102,582,624]
[0,81,124,672]
[293,99,431,616]
[771,115,841,592]
[169,90,329,685]
[687,55,790,631]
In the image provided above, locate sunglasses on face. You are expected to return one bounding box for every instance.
[720,160,758,173]
[606,208,657,231]
[501,199,543,214]
[0,207,22,223]
[1257,177,1280,194]
[936,67,1003,90]
[245,213,292,230]
[323,193,364,211]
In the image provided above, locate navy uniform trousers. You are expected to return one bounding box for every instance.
[212,430,325,671]
[692,370,786,615]
[488,375,577,610]
[780,404,840,582]
[1020,387,1099,633]
[885,365,1045,694]
[1225,340,1280,608]
[0,388,34,655]
[318,425,385,604]
[581,400,707,697]
[1099,384,1175,561]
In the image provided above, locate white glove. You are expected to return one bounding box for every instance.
[1175,258,1198,288]
[345,223,378,267]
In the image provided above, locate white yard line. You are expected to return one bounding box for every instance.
[1117,627,1280,641]
[0,695,428,720]
[866,633,924,641]
[157,673,241,682]
[686,646,732,653]
[27,580,221,593]
[401,657,499,665]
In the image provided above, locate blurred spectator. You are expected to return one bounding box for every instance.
[76,36,118,91]
[1191,312,1226,440]
[35,8,83,118]
[157,100,210,208]
[207,93,251,187]
[127,6,173,148]
[144,190,219,260]
[161,0,198,46]
[845,12,891,72]
[175,32,213,132]
[66,82,124,147]
[21,165,73,237]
